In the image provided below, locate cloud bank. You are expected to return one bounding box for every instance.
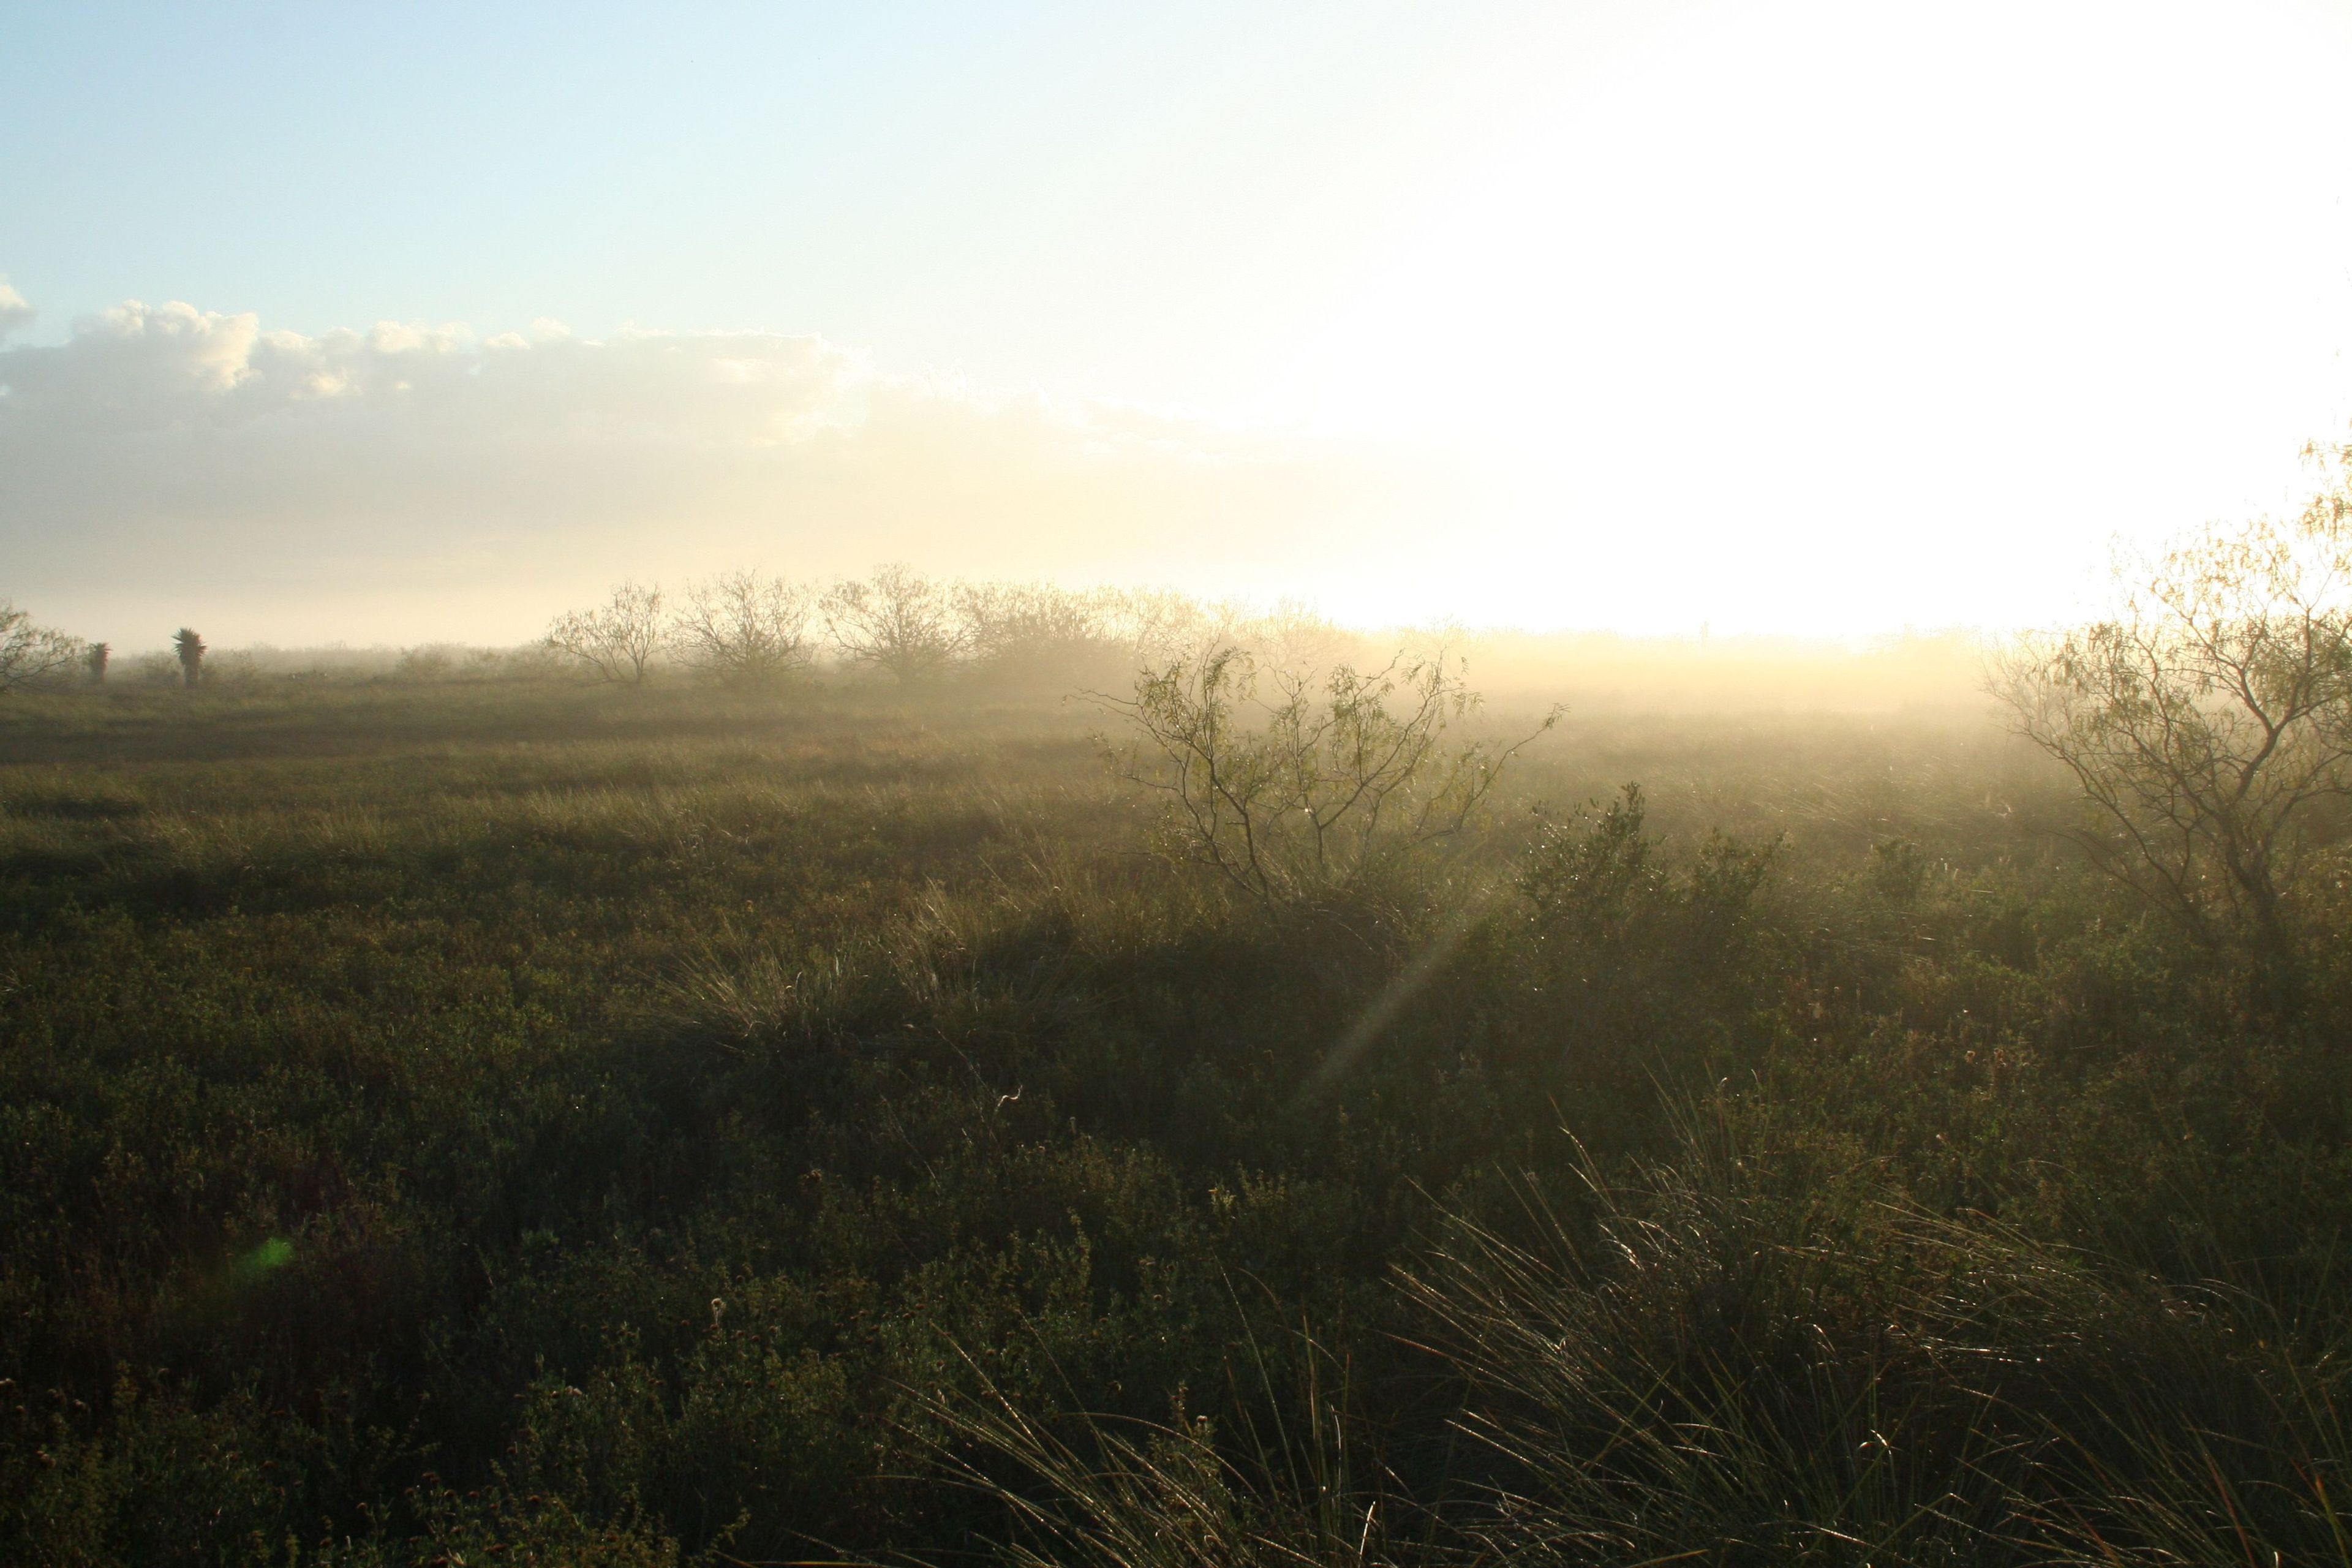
[0,293,1455,644]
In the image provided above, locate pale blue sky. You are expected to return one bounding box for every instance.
[1,1,1567,410]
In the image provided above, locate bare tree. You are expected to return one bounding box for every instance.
[172,628,206,688]
[1098,644,1559,910]
[545,581,667,684]
[1102,586,1216,666]
[822,564,967,684]
[674,570,815,684]
[957,580,1126,680]
[1995,481,2352,961]
[0,604,83,693]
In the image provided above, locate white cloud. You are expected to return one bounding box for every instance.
[0,282,32,344]
[0,292,1451,644]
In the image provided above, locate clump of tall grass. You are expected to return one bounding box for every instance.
[1406,1117,2068,1564]
[1415,1114,2352,1566]
[934,1104,2352,1567]
[924,1317,1402,1568]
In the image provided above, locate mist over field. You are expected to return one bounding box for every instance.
[17,4,2352,1566]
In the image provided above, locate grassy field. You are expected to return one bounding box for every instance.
[2,674,2348,1566]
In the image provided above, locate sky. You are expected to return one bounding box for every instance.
[7,0,2352,647]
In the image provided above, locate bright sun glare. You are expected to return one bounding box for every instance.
[1286,0,2352,635]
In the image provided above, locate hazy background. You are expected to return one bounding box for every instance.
[9,0,2352,647]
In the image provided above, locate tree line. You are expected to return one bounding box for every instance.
[0,608,211,692]
[538,564,1348,687]
[0,567,1351,694]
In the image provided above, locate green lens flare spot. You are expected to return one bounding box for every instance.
[232,1237,295,1285]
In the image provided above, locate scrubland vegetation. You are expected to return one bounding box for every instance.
[7,513,2352,1566]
